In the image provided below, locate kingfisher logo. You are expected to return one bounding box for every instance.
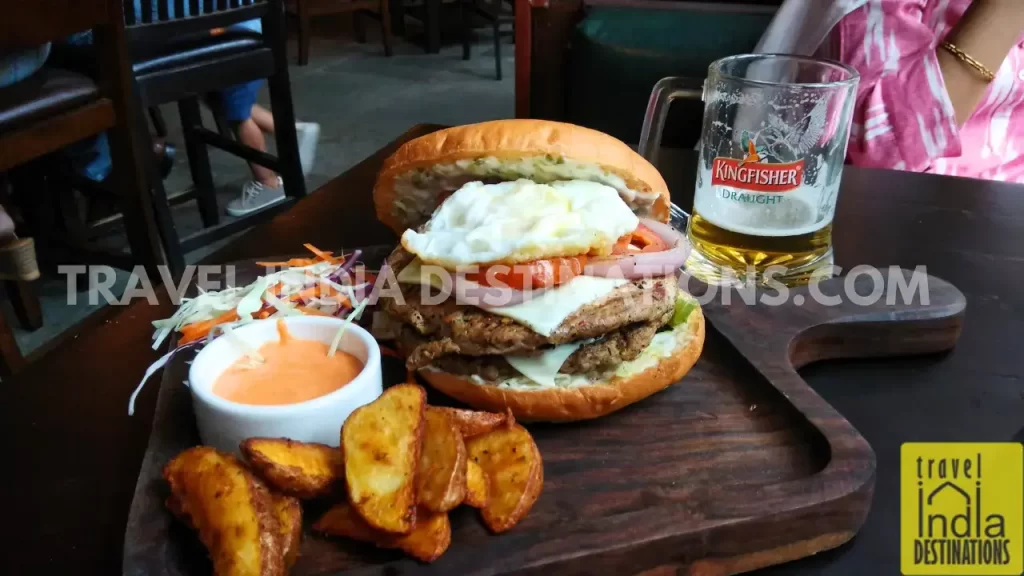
[901,443,1023,575]
[711,135,804,193]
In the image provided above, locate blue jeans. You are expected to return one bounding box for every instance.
[0,44,50,88]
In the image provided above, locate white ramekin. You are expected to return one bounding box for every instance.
[188,316,382,454]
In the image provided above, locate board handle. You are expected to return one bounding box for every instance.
[788,269,965,368]
[700,268,966,370]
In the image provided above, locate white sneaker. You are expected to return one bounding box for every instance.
[226,178,286,217]
[296,121,320,176]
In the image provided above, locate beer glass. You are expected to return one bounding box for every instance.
[640,54,859,285]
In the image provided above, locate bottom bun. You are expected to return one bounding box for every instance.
[419,307,704,422]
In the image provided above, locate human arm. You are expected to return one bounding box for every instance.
[838,0,1023,172]
[937,0,1024,125]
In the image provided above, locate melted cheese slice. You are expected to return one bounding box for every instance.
[504,342,583,387]
[397,258,627,337]
[396,258,445,289]
[484,275,626,336]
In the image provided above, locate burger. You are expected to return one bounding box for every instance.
[372,120,704,421]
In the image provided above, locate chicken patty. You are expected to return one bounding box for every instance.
[382,275,677,364]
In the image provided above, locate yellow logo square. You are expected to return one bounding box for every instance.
[901,443,1023,575]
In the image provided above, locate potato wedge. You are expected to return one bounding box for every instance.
[314,503,451,563]
[163,446,285,576]
[312,501,382,542]
[417,408,467,512]
[464,460,488,508]
[466,424,543,533]
[241,437,342,499]
[342,384,426,534]
[391,508,451,563]
[433,407,512,438]
[272,494,302,569]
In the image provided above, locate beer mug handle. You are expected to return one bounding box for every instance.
[638,76,705,229]
[637,76,706,163]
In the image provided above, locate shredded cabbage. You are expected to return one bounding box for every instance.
[133,252,374,415]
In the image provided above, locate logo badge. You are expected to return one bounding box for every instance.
[711,135,805,193]
[901,443,1023,575]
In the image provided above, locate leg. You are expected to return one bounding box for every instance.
[296,0,311,65]
[251,104,276,134]
[178,97,220,228]
[379,0,393,57]
[253,103,319,177]
[236,118,279,187]
[460,0,471,61]
[216,82,278,187]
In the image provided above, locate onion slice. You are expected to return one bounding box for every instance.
[584,218,691,279]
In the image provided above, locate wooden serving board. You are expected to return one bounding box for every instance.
[123,246,966,576]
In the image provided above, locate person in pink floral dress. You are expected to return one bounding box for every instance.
[758,0,1024,183]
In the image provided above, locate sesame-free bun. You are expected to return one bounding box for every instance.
[374,120,671,233]
[417,307,704,422]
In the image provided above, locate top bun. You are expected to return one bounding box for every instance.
[374,120,671,234]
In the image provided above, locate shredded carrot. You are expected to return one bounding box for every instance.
[296,306,333,317]
[290,286,320,303]
[178,310,239,344]
[256,257,316,268]
[256,245,344,269]
[304,243,342,265]
[380,346,404,359]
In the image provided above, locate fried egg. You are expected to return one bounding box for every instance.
[400,179,640,268]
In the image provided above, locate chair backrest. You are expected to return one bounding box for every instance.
[124,0,271,46]
[0,0,110,48]
[520,0,778,146]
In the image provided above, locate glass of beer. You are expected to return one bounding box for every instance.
[641,54,859,285]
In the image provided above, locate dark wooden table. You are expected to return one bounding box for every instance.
[3,124,1022,575]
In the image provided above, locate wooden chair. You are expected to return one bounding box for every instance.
[459,0,514,80]
[289,0,394,65]
[515,0,779,146]
[0,0,165,376]
[120,0,307,277]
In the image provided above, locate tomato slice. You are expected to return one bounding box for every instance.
[630,223,668,252]
[611,233,632,255]
[610,224,668,255]
[468,256,587,290]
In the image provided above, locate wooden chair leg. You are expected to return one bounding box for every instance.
[424,0,442,53]
[8,164,54,268]
[178,98,220,229]
[460,0,471,61]
[353,11,367,44]
[493,17,502,81]
[391,0,406,37]
[379,0,393,56]
[0,306,25,379]
[6,280,42,331]
[296,0,311,65]
[148,106,168,138]
[94,23,172,279]
[266,0,307,200]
